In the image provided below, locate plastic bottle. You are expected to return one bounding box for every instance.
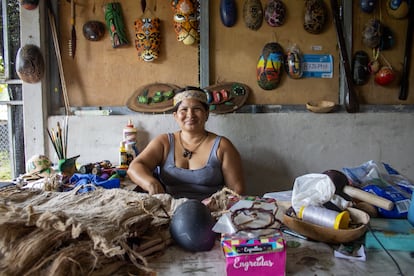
[118,141,128,169]
[125,142,136,165]
[123,119,137,143]
[123,119,139,156]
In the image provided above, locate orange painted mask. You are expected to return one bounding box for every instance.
[134,17,161,62]
[171,0,199,45]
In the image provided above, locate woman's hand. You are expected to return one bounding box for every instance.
[147,180,165,195]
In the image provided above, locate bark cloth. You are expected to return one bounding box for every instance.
[0,185,236,276]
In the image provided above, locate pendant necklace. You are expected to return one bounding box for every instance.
[179,131,208,159]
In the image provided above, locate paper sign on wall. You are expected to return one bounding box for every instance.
[302,54,334,78]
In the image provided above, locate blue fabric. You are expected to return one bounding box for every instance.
[159,133,224,201]
[69,173,120,193]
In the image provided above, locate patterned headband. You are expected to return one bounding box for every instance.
[173,89,208,106]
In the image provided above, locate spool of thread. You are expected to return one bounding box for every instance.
[298,205,350,229]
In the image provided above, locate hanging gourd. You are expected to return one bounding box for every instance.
[284,44,303,79]
[83,21,106,41]
[352,50,370,86]
[264,0,286,27]
[360,0,377,13]
[386,0,409,19]
[257,42,284,90]
[220,0,238,27]
[15,44,45,84]
[362,19,382,49]
[303,0,327,34]
[243,0,263,30]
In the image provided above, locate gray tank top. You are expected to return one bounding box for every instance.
[159,133,225,200]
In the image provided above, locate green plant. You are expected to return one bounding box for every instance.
[0,151,11,180]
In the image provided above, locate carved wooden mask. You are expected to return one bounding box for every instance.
[170,0,199,45]
[134,17,161,62]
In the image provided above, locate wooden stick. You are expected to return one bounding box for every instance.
[47,0,71,115]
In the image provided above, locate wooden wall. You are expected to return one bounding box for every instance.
[58,0,413,107]
[59,0,199,107]
[352,0,413,104]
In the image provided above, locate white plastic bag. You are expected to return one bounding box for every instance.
[291,173,336,212]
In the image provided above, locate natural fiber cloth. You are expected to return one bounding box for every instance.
[0,185,187,276]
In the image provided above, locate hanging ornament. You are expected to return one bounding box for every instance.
[352,50,370,85]
[20,0,39,10]
[386,0,409,19]
[375,66,395,85]
[303,0,327,34]
[134,1,161,62]
[368,59,381,74]
[284,44,303,79]
[104,2,129,48]
[170,0,199,45]
[220,0,238,27]
[368,48,381,74]
[362,19,382,48]
[374,54,395,86]
[257,42,284,90]
[360,0,377,13]
[83,21,106,41]
[243,0,263,30]
[16,44,45,84]
[379,25,395,50]
[134,17,161,62]
[264,0,286,27]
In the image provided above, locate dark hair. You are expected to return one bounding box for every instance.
[172,86,209,112]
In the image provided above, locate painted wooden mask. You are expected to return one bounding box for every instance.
[171,0,199,45]
[134,17,161,62]
[104,2,129,48]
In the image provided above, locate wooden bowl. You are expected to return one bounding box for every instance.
[306,100,336,113]
[283,207,369,244]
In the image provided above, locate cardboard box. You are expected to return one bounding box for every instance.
[221,231,286,276]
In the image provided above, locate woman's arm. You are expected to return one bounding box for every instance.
[218,137,246,195]
[127,134,168,195]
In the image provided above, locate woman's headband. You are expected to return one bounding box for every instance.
[173,89,208,106]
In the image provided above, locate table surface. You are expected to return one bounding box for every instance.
[148,235,413,276]
[121,182,412,275]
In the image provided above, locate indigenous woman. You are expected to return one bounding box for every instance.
[127,87,245,201]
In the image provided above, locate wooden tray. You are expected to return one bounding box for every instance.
[283,207,369,244]
[127,83,180,113]
[204,82,250,114]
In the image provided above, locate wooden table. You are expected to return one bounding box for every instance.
[149,234,413,275]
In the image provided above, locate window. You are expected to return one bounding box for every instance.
[0,0,25,180]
